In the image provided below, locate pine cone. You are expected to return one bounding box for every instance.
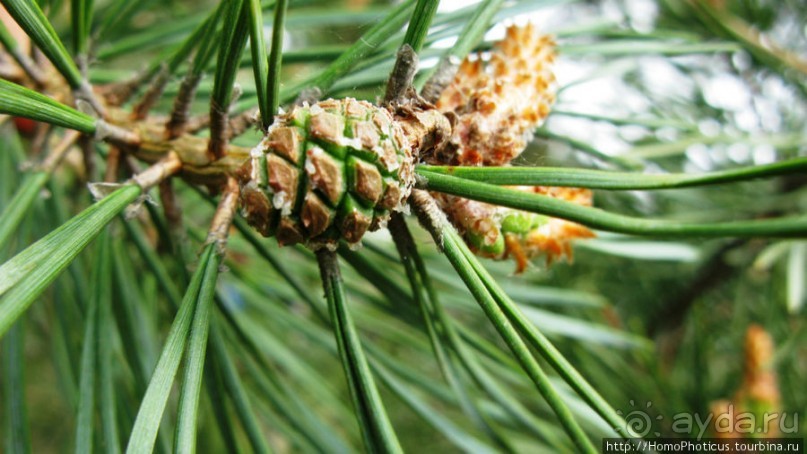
[235,98,414,247]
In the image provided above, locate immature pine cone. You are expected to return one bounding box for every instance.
[235,98,414,247]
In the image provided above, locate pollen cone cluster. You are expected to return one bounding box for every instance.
[235,98,413,248]
[434,23,556,166]
[710,325,781,439]
[431,24,594,272]
[737,325,781,430]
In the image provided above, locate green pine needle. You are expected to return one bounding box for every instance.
[402,0,439,53]
[416,0,503,89]
[173,245,223,453]
[287,0,415,99]
[74,230,106,453]
[211,0,250,114]
[3,321,31,454]
[208,325,273,454]
[126,243,217,453]
[71,0,95,56]
[418,169,807,238]
[0,185,142,338]
[317,249,403,454]
[439,225,597,454]
[97,233,122,453]
[388,215,512,450]
[2,0,84,88]
[0,172,50,253]
[266,0,289,126]
[448,228,638,439]
[0,79,96,134]
[417,157,807,189]
[2,0,806,450]
[247,0,270,130]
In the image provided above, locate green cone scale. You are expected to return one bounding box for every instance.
[235,98,414,247]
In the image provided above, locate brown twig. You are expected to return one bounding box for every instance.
[158,178,192,261]
[410,189,448,250]
[159,179,183,232]
[32,45,46,70]
[0,60,22,80]
[41,129,81,173]
[74,80,107,119]
[382,43,451,163]
[121,153,143,178]
[104,145,121,183]
[6,46,46,86]
[206,176,240,251]
[100,68,154,107]
[79,134,96,181]
[131,64,170,121]
[207,100,229,160]
[207,85,244,160]
[130,151,182,190]
[30,122,52,157]
[164,72,202,140]
[95,120,141,147]
[227,108,259,139]
[384,44,419,106]
[184,113,211,135]
[420,57,459,104]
